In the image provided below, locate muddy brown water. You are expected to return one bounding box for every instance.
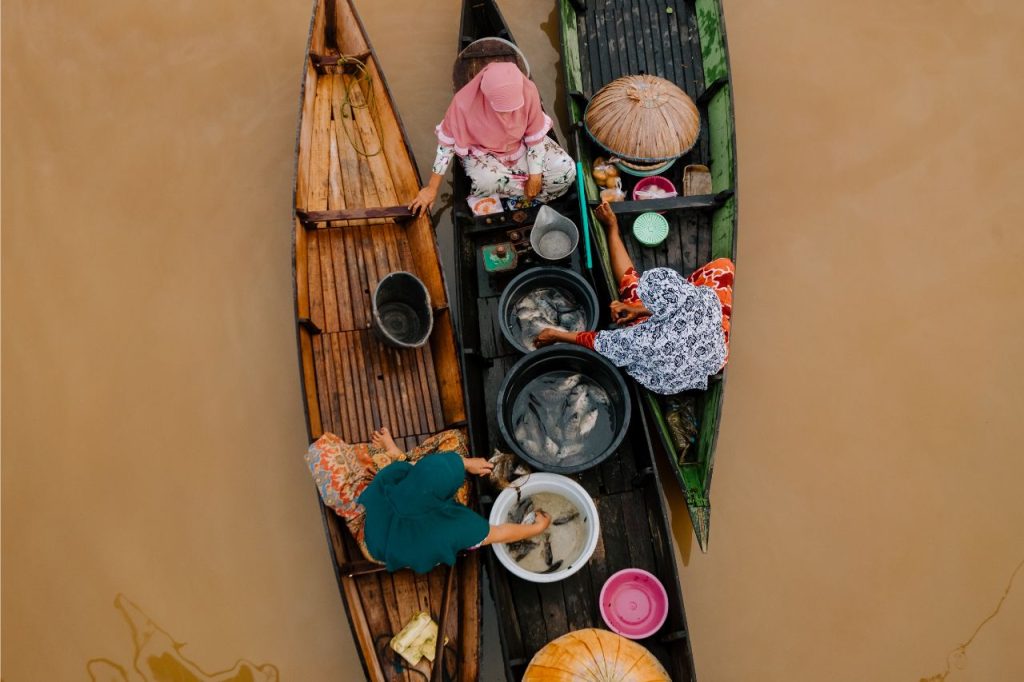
[3,0,1023,680]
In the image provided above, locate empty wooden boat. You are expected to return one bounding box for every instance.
[451,1,696,679]
[292,1,479,679]
[558,0,739,552]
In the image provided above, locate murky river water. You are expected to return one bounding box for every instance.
[4,1,1023,681]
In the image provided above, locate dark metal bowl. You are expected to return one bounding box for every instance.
[497,345,631,473]
[497,267,599,354]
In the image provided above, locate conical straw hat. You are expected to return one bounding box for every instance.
[585,75,700,163]
[522,628,670,682]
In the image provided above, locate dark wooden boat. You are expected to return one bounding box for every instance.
[452,1,696,679]
[558,0,739,552]
[292,1,480,679]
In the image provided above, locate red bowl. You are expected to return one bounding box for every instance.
[632,175,677,201]
[599,568,669,639]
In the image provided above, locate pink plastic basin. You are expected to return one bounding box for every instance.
[631,175,677,201]
[599,568,669,639]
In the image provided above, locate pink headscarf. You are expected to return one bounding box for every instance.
[436,62,552,165]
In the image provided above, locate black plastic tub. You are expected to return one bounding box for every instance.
[372,271,433,349]
[497,345,631,473]
[497,267,600,354]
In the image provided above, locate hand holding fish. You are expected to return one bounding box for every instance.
[534,326,576,348]
[463,457,495,477]
[531,510,552,532]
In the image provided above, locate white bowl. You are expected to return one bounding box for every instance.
[488,473,600,583]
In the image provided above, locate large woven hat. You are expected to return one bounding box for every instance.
[585,75,700,164]
[522,628,670,681]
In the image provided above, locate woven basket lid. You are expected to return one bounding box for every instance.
[585,75,700,163]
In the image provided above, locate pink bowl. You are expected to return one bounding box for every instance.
[599,568,669,639]
[632,175,677,201]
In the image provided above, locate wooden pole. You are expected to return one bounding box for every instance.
[430,557,459,682]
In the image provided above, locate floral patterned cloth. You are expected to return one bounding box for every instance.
[686,258,734,363]
[589,261,734,394]
[304,430,470,563]
[577,261,734,361]
[431,137,576,203]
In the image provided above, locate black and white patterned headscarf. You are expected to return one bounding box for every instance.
[594,268,726,395]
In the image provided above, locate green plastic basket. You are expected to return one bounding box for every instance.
[632,212,670,247]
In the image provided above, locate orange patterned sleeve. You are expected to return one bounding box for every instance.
[575,331,597,349]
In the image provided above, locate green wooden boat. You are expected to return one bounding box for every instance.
[557,0,738,552]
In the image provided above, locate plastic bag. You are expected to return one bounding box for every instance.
[590,156,621,189]
[600,178,625,202]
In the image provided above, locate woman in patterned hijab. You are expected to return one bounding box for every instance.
[535,202,734,395]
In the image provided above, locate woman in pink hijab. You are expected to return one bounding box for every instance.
[409,62,576,216]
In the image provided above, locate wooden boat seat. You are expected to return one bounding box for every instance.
[297,205,414,227]
[309,50,372,72]
[589,189,734,215]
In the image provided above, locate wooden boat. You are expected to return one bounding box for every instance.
[451,1,696,679]
[291,1,480,679]
[558,0,739,552]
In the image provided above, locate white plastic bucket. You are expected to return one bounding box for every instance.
[488,473,600,583]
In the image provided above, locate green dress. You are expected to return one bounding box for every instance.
[358,451,490,574]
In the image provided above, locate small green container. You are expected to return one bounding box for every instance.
[632,212,670,247]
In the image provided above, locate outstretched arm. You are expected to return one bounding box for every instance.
[481,511,551,546]
[410,143,454,216]
[533,327,578,348]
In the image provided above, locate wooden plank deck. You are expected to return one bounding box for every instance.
[301,66,447,444]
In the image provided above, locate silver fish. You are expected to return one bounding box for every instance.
[558,309,586,331]
[556,374,583,392]
[563,385,599,438]
[509,497,535,524]
[488,449,531,490]
[547,289,576,313]
[509,539,539,561]
[552,510,580,526]
[514,407,550,458]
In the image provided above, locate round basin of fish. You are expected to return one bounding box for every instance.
[497,345,631,473]
[497,267,599,353]
[372,271,433,349]
[489,473,600,583]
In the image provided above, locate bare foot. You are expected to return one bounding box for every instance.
[371,427,403,458]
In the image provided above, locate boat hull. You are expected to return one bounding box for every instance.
[292,2,481,679]
[557,0,739,553]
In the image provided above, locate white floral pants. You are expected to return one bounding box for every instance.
[462,138,576,203]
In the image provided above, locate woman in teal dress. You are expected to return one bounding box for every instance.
[357,428,550,574]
